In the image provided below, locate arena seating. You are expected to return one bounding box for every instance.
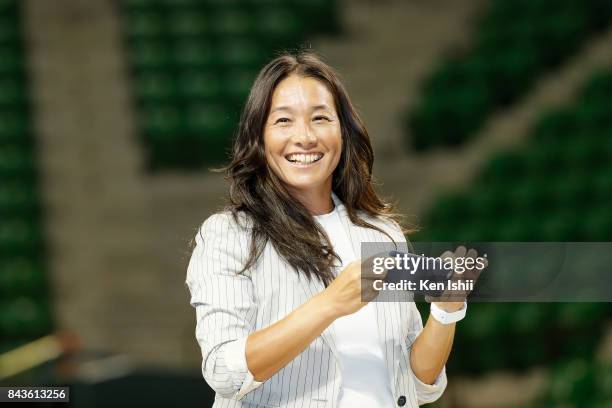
[407,0,612,151]
[121,0,340,170]
[0,0,53,354]
[415,70,612,403]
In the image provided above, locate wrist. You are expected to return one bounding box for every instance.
[430,301,467,325]
[311,292,341,322]
[432,301,464,312]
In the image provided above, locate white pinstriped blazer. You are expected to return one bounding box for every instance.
[186,193,447,407]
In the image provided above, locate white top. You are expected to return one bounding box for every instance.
[314,205,396,408]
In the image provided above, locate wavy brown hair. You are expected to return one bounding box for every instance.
[221,51,407,286]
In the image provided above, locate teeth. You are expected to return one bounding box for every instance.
[287,153,322,164]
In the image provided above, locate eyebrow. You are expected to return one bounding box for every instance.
[269,104,332,114]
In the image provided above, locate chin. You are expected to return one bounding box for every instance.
[283,175,328,192]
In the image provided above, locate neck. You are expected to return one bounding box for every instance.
[288,184,334,216]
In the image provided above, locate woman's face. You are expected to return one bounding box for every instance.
[263,74,342,198]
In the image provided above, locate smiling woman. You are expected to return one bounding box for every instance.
[185,51,471,408]
[264,75,342,215]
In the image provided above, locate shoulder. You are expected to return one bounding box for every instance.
[196,210,253,244]
[357,210,406,244]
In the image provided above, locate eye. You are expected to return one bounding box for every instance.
[274,117,291,124]
[313,115,331,122]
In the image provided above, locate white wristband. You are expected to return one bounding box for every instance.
[430,302,467,325]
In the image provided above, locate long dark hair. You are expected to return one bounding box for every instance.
[222,51,408,286]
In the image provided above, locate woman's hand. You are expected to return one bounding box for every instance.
[322,257,385,318]
[428,245,487,312]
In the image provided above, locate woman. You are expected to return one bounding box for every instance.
[186,51,476,407]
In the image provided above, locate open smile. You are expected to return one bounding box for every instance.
[284,152,324,167]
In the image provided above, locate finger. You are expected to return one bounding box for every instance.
[465,248,478,274]
[466,248,477,262]
[440,250,454,259]
[455,245,467,257]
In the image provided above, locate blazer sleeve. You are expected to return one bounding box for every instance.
[383,217,448,404]
[185,212,262,400]
[406,303,448,405]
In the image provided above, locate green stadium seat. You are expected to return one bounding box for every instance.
[549,174,590,211]
[0,16,19,45]
[548,359,596,403]
[427,194,472,226]
[0,182,39,216]
[575,99,612,129]
[172,40,218,71]
[224,68,257,104]
[142,104,183,142]
[556,303,610,330]
[561,137,604,169]
[0,297,52,338]
[134,72,177,103]
[496,216,540,241]
[217,39,265,70]
[184,102,229,136]
[211,9,253,38]
[166,10,209,38]
[255,8,302,43]
[0,45,22,75]
[124,0,162,11]
[532,109,578,142]
[0,218,42,254]
[129,40,172,72]
[591,166,612,202]
[541,8,589,62]
[511,303,546,334]
[598,362,612,399]
[124,11,167,40]
[186,103,233,162]
[581,206,612,240]
[537,210,581,240]
[176,70,223,103]
[490,45,539,105]
[0,257,46,298]
[478,151,527,183]
[523,142,568,177]
[581,71,612,103]
[0,79,27,109]
[467,186,508,219]
[0,111,30,144]
[506,176,552,214]
[447,85,492,142]
[0,146,35,179]
[291,0,339,33]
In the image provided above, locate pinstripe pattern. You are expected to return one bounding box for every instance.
[186,194,447,407]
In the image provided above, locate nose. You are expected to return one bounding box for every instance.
[293,120,317,148]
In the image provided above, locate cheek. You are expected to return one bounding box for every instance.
[329,127,342,158]
[263,131,288,175]
[263,128,288,154]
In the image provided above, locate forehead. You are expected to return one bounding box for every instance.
[270,75,335,108]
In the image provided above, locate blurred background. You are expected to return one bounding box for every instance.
[0,0,611,406]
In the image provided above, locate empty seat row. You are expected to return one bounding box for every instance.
[121,0,340,169]
[407,0,612,151]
